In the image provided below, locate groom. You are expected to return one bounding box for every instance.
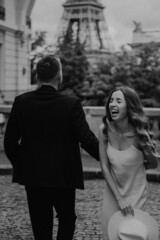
[4,55,99,240]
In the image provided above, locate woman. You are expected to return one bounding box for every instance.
[99,86,159,240]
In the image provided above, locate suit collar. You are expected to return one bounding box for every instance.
[37,85,58,93]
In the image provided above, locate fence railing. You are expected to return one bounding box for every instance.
[0,105,160,150]
[83,106,160,139]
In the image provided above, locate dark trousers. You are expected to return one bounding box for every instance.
[25,186,76,240]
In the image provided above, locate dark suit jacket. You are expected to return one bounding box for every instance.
[4,85,99,189]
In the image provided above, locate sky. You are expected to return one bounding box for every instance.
[31,0,160,50]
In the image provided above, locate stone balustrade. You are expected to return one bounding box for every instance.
[83,106,160,139]
[83,107,160,173]
[0,105,160,149]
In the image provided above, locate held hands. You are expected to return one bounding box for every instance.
[117,197,134,216]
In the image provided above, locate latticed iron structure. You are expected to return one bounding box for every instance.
[56,0,114,54]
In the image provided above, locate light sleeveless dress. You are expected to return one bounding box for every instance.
[102,141,148,240]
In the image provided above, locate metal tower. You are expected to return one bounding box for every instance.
[56,0,114,54]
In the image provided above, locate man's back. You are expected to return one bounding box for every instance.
[4,55,99,240]
[4,85,99,188]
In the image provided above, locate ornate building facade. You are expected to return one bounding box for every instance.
[131,21,160,51]
[0,0,35,103]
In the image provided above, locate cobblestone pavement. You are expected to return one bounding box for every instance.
[0,176,160,240]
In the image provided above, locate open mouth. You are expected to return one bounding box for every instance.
[110,109,119,117]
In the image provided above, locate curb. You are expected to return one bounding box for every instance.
[0,165,160,182]
[146,173,160,182]
[83,168,160,182]
[0,165,13,175]
[83,167,103,179]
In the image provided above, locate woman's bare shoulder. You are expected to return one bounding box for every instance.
[99,123,107,140]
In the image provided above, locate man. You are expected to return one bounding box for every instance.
[4,55,99,240]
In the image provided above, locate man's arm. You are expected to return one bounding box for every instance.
[71,99,99,161]
[4,97,22,167]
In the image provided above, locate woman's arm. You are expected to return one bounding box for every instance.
[141,132,159,170]
[99,124,134,216]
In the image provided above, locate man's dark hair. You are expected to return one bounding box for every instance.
[36,55,60,82]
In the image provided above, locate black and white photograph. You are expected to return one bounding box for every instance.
[0,0,160,239]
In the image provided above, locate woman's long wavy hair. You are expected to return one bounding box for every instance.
[102,86,156,155]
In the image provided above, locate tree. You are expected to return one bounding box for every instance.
[94,43,160,107]
[30,30,160,107]
[79,64,113,106]
[130,43,160,106]
[31,30,47,51]
[57,41,90,97]
[30,31,47,84]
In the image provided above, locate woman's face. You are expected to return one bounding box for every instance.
[109,90,128,121]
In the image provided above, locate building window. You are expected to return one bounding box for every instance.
[0,0,5,21]
[82,8,88,13]
[0,6,5,20]
[72,9,80,14]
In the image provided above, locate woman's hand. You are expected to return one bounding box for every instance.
[117,198,134,216]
